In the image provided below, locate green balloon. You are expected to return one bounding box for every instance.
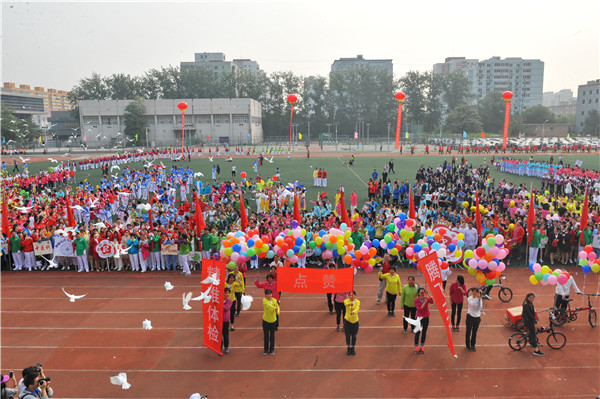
[534,272,543,281]
[247,248,256,257]
[325,241,333,249]
[485,279,495,286]
[388,223,395,231]
[309,241,317,249]
[384,235,392,243]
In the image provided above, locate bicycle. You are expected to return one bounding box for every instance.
[509,309,567,351]
[480,274,513,303]
[550,293,598,328]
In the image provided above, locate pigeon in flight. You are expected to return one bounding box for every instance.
[191,287,212,303]
[62,288,87,303]
[403,316,423,333]
[201,273,220,286]
[110,373,131,390]
[241,294,253,311]
[42,255,58,269]
[182,292,193,310]
[164,281,174,291]
[142,319,153,330]
[48,158,58,163]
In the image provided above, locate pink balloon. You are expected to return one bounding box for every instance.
[532,263,542,273]
[323,250,333,259]
[360,246,368,255]
[579,251,588,260]
[488,261,498,270]
[588,252,597,262]
[496,263,506,272]
[477,259,488,269]
[468,259,478,269]
[289,255,298,263]
[548,275,558,285]
[497,249,507,260]
[365,265,374,274]
[557,274,568,285]
[406,247,415,258]
[489,246,499,256]
[495,235,504,245]
[276,249,285,257]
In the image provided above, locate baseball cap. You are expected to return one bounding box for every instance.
[1,374,9,383]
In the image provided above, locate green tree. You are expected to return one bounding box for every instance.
[123,97,147,141]
[1,105,20,143]
[442,70,472,113]
[302,75,330,141]
[444,104,482,134]
[555,113,576,134]
[583,109,600,135]
[521,105,556,124]
[478,91,505,133]
[106,73,141,100]
[399,71,428,128]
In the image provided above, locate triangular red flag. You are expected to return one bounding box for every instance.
[409,184,415,220]
[293,193,301,223]
[580,187,589,246]
[339,188,350,226]
[481,131,485,138]
[527,188,535,246]
[65,193,76,228]
[239,191,248,231]
[475,191,483,241]
[196,196,206,234]
[2,192,11,237]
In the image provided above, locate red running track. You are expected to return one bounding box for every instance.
[2,268,599,398]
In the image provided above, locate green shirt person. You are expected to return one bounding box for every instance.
[9,232,21,253]
[74,234,88,256]
[400,276,420,333]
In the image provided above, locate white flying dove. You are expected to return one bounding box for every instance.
[201,273,220,286]
[142,319,153,330]
[62,288,87,303]
[208,157,213,162]
[182,292,193,310]
[110,165,120,172]
[267,157,274,163]
[241,294,253,311]
[403,316,423,333]
[194,172,204,178]
[164,281,174,291]
[93,222,106,229]
[110,372,131,390]
[42,255,58,269]
[191,287,212,303]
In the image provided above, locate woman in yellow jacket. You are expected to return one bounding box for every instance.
[262,288,280,355]
[378,266,402,317]
[344,290,360,356]
[226,274,241,331]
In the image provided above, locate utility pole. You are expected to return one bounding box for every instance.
[334,122,339,151]
[387,122,390,151]
[367,123,370,147]
[307,121,311,148]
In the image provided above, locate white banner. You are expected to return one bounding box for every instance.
[95,240,116,259]
[53,236,75,257]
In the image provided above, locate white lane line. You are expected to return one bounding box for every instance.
[1,308,535,313]
[337,157,367,187]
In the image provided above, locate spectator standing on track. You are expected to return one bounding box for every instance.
[378,266,402,317]
[465,287,483,351]
[522,293,544,356]
[222,287,233,354]
[414,287,434,354]
[343,290,360,356]
[449,275,467,332]
[225,274,241,331]
[333,291,348,332]
[325,258,336,314]
[262,288,280,355]
[400,276,419,333]
[255,273,279,330]
[376,253,392,305]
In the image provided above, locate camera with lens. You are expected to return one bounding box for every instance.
[38,377,51,384]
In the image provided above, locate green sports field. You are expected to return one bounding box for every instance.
[10,152,600,208]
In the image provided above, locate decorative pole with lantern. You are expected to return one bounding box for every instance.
[287,94,297,152]
[394,92,405,150]
[501,91,513,151]
[177,101,188,152]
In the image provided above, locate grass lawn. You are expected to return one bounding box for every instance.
[16,152,599,208]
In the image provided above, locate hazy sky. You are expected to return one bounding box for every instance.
[2,0,598,93]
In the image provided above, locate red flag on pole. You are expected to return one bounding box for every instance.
[527,187,535,246]
[339,188,350,226]
[202,259,226,356]
[148,209,153,231]
[196,196,206,235]
[2,192,11,237]
[475,191,483,241]
[417,252,457,357]
[409,184,416,220]
[64,193,76,228]
[580,187,589,246]
[239,191,248,231]
[293,193,301,223]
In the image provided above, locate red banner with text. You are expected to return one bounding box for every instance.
[202,259,226,356]
[277,266,354,293]
[418,252,457,357]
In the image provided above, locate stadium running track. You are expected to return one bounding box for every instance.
[2,267,599,398]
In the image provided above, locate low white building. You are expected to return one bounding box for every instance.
[78,98,263,147]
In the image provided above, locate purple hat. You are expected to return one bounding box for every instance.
[1,374,9,383]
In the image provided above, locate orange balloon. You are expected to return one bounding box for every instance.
[354,250,362,259]
[231,237,239,245]
[223,241,232,248]
[434,234,442,242]
[330,235,338,244]
[484,253,495,262]
[344,254,353,264]
[369,247,377,257]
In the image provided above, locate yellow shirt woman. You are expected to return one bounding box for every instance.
[378,272,402,295]
[263,297,280,323]
[344,297,360,323]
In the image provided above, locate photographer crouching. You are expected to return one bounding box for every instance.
[17,364,53,399]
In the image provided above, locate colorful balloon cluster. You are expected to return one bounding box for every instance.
[528,263,571,285]
[220,230,271,269]
[579,245,600,273]
[308,223,355,260]
[463,234,509,286]
[269,220,307,264]
[405,226,465,270]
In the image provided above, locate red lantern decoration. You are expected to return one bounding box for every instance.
[177,101,188,112]
[501,91,513,151]
[501,91,513,101]
[287,94,298,104]
[394,92,405,149]
[240,172,246,179]
[395,92,406,102]
[272,175,278,181]
[287,94,297,152]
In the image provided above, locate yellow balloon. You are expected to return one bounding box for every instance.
[457,233,465,240]
[529,275,539,285]
[463,201,469,208]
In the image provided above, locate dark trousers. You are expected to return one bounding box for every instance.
[344,320,359,347]
[235,292,242,315]
[465,314,480,349]
[335,301,346,326]
[326,293,333,312]
[524,321,539,347]
[451,302,463,326]
[415,317,429,346]
[230,300,237,325]
[403,306,417,330]
[386,292,397,313]
[222,321,230,350]
[554,294,569,310]
[262,320,276,352]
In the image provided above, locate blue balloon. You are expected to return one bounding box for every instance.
[295,237,304,246]
[431,242,441,251]
[373,239,380,248]
[314,248,322,256]
[247,239,255,247]
[293,245,300,253]
[267,250,275,259]
[528,262,535,272]
[399,213,407,221]
[232,244,242,252]
[319,230,326,237]
[414,244,422,253]
[340,223,348,231]
[582,265,591,273]
[448,244,456,252]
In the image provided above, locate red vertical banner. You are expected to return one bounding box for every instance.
[2,192,11,237]
[239,191,248,231]
[394,92,405,149]
[202,259,226,356]
[339,188,350,226]
[293,193,301,223]
[409,184,415,220]
[196,196,206,234]
[148,209,153,231]
[501,91,513,151]
[527,186,535,245]
[65,193,76,228]
[580,187,589,245]
[418,252,457,357]
[475,191,482,241]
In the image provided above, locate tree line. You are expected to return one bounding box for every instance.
[67,66,580,139]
